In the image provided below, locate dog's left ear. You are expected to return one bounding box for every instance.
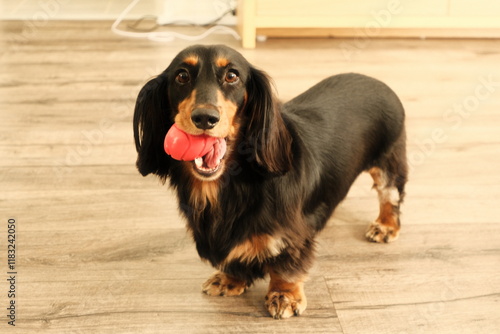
[243,67,293,174]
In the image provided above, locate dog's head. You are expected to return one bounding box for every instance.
[133,45,292,182]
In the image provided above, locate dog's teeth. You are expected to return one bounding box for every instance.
[195,157,203,168]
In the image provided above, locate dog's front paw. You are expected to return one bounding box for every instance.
[265,290,307,319]
[202,271,248,297]
[365,220,399,243]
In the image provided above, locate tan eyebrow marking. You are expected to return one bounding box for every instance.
[216,57,230,67]
[183,55,199,66]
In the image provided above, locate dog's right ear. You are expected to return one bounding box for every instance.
[133,74,172,180]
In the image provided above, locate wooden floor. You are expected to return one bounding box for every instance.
[1,21,499,333]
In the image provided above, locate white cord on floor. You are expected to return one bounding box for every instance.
[111,0,241,42]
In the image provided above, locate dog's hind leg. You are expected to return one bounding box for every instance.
[366,133,408,243]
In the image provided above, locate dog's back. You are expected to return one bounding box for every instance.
[285,73,404,159]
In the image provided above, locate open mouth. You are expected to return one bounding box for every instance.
[192,137,227,178]
[163,123,228,179]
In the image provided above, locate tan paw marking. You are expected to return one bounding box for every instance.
[365,220,400,243]
[265,290,307,319]
[201,271,248,297]
[265,271,307,320]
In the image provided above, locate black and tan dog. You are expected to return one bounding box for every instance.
[133,45,408,319]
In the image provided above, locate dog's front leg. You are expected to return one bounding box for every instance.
[265,268,307,319]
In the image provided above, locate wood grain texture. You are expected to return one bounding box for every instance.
[1,20,499,333]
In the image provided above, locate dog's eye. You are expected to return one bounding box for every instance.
[176,70,190,84]
[225,70,239,84]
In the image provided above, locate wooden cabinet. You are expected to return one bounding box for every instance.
[237,0,500,48]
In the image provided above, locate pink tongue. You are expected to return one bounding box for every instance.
[203,137,227,168]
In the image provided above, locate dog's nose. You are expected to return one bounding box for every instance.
[191,108,220,130]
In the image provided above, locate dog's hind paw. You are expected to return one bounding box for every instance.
[365,220,400,243]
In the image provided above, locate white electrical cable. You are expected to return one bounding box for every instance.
[111,0,241,42]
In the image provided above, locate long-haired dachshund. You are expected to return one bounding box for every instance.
[133,45,408,319]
